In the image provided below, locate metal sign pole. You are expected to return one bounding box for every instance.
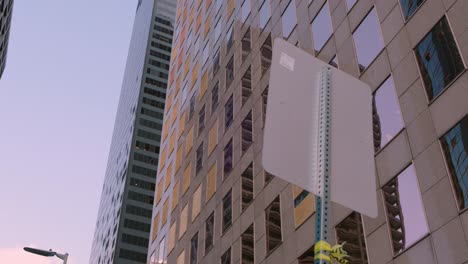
[314,66,332,264]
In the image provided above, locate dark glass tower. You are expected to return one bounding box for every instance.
[0,0,13,78]
[89,0,175,263]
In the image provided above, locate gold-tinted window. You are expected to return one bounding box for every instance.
[292,185,315,228]
[165,162,173,190]
[204,16,211,38]
[192,184,202,221]
[184,59,191,79]
[183,163,192,194]
[191,62,199,89]
[152,213,160,241]
[168,222,177,254]
[185,126,194,155]
[178,111,186,139]
[171,99,179,125]
[195,12,202,33]
[162,199,169,226]
[156,179,164,205]
[227,0,235,18]
[206,161,217,201]
[179,203,189,239]
[169,131,176,155]
[159,147,167,172]
[208,119,218,155]
[199,70,209,100]
[172,181,180,212]
[176,144,184,172]
[177,250,185,264]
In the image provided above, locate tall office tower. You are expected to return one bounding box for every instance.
[149,0,468,263]
[0,0,13,78]
[89,0,175,263]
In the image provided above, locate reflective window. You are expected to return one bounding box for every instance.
[261,86,269,127]
[242,28,251,62]
[242,67,252,105]
[440,114,468,210]
[226,56,234,88]
[329,55,338,68]
[400,0,424,20]
[215,18,222,42]
[311,1,332,52]
[222,190,232,233]
[298,245,315,264]
[225,94,234,129]
[224,138,233,176]
[266,196,282,253]
[336,212,368,264]
[216,0,222,12]
[242,0,251,22]
[373,76,404,152]
[189,94,196,120]
[282,0,297,38]
[203,43,209,65]
[190,232,198,264]
[382,164,429,254]
[221,248,231,264]
[346,0,357,11]
[195,36,200,55]
[211,82,219,113]
[241,111,253,153]
[259,0,271,29]
[261,35,273,75]
[353,8,384,72]
[205,212,215,253]
[226,24,234,52]
[242,162,254,211]
[414,17,464,100]
[198,104,205,134]
[213,49,220,75]
[241,224,255,264]
[196,142,204,173]
[264,169,273,184]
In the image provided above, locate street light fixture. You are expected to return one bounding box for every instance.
[24,247,69,264]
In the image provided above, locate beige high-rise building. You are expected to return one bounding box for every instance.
[148,0,468,263]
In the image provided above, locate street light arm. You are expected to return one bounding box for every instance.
[56,252,69,264]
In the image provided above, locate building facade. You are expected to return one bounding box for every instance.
[149,0,468,263]
[89,0,176,263]
[0,0,13,78]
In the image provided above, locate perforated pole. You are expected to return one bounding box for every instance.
[314,66,332,264]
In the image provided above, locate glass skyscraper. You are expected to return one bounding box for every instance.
[89,1,176,263]
[0,0,13,78]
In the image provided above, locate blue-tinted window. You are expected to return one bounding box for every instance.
[282,0,297,38]
[242,0,251,22]
[441,115,468,210]
[400,0,424,20]
[373,76,404,152]
[259,0,271,29]
[311,1,333,52]
[382,165,429,254]
[414,17,464,100]
[353,8,384,72]
[346,0,357,11]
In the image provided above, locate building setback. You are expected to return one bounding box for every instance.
[0,0,13,79]
[89,0,176,263]
[149,0,468,263]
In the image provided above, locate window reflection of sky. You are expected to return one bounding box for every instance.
[394,165,429,251]
[374,77,404,149]
[311,2,332,52]
[353,9,384,71]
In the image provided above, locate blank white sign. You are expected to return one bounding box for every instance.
[263,38,377,218]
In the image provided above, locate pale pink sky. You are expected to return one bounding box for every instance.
[0,0,137,263]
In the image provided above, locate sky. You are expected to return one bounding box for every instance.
[0,1,137,263]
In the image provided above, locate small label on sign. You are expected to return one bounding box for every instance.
[280,52,295,71]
